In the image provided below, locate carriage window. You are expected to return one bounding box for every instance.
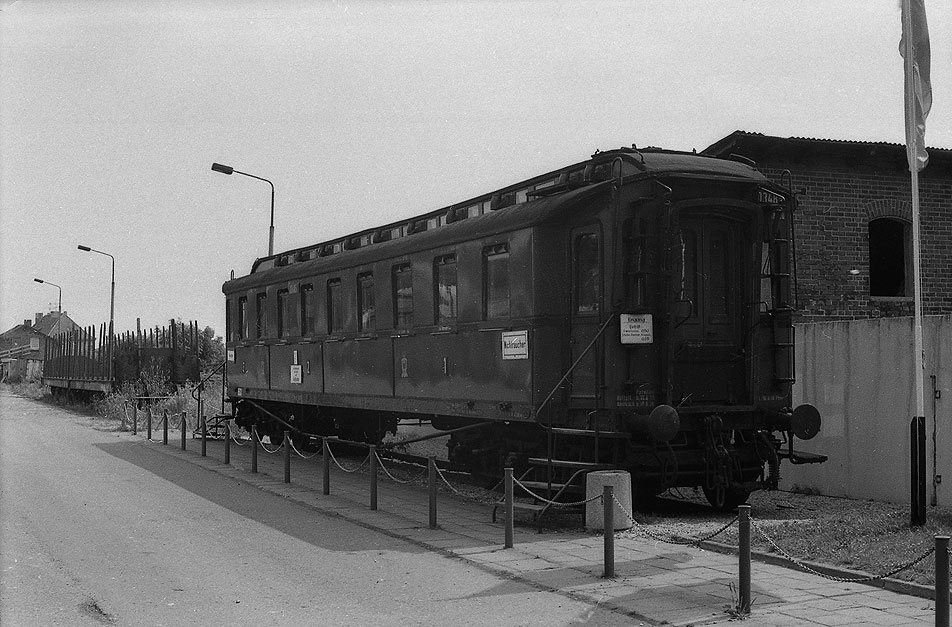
[255,292,267,339]
[760,245,773,310]
[484,244,510,319]
[277,289,291,338]
[680,229,698,317]
[300,284,315,335]
[708,228,731,318]
[869,218,911,297]
[327,279,344,334]
[358,273,375,331]
[237,297,248,340]
[434,254,458,325]
[575,233,600,313]
[393,264,413,328]
[226,300,233,343]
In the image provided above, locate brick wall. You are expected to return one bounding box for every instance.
[757,152,952,322]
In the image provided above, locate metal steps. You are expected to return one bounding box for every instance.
[492,456,615,531]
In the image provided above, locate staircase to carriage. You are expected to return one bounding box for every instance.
[190,360,232,439]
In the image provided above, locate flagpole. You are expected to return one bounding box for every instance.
[901,0,926,423]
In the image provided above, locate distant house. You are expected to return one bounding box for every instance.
[0,312,81,381]
[703,131,952,322]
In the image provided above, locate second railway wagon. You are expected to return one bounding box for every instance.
[223,146,825,509]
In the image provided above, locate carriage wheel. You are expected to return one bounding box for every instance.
[702,484,751,511]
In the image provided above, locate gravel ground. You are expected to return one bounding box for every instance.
[620,488,952,588]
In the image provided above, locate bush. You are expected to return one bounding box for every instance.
[93,374,228,433]
[4,375,49,399]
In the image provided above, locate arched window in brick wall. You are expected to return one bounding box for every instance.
[868,217,912,298]
[865,200,912,299]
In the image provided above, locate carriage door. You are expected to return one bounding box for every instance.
[672,213,747,404]
[568,227,603,414]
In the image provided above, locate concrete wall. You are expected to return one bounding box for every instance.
[788,315,952,505]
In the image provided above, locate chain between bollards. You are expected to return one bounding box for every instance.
[504,467,514,549]
[428,456,438,529]
[603,484,615,578]
[937,535,950,627]
[738,504,751,615]
[251,424,258,473]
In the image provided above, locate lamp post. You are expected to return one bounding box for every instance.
[33,278,62,313]
[77,245,115,381]
[211,162,275,256]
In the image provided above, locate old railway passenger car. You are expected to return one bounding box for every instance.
[223,147,824,509]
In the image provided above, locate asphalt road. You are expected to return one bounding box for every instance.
[0,392,635,627]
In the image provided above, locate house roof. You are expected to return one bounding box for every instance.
[0,312,78,340]
[703,130,952,173]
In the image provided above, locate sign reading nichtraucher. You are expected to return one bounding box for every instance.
[501,330,529,360]
[620,313,653,344]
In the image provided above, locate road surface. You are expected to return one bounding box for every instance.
[0,391,636,626]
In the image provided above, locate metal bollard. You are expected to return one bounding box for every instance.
[428,456,437,529]
[937,536,950,627]
[132,404,138,436]
[224,421,231,465]
[180,412,187,450]
[201,416,207,457]
[738,504,752,615]
[369,446,378,510]
[322,438,330,495]
[146,406,152,441]
[251,424,258,473]
[603,484,615,578]
[504,467,514,549]
[284,430,291,484]
[162,409,168,445]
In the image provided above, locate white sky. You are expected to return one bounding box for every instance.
[2,0,950,336]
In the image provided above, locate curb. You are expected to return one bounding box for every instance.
[698,539,937,601]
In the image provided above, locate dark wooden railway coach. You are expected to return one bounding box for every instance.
[223,147,824,509]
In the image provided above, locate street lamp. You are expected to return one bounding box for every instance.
[211,162,275,256]
[33,278,62,313]
[77,244,115,381]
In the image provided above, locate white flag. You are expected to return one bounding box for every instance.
[901,0,932,171]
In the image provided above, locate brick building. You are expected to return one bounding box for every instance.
[0,311,80,381]
[704,131,952,322]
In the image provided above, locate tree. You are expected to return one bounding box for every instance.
[198,326,225,373]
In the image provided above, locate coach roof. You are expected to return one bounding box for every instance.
[223,180,615,293]
[225,149,772,292]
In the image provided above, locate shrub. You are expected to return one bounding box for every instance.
[4,375,49,399]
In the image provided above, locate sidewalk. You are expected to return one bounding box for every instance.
[131,429,942,627]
